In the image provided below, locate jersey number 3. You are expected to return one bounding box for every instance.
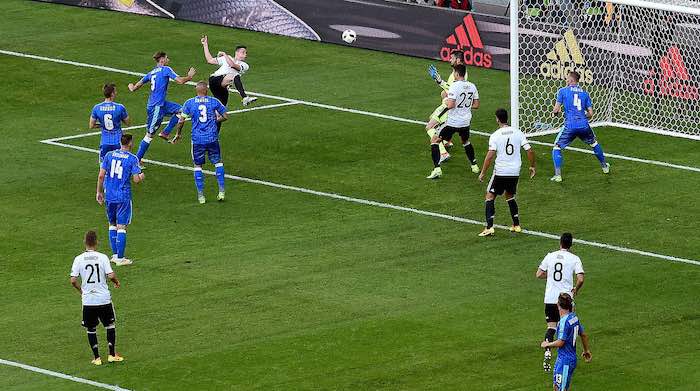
[198,104,207,122]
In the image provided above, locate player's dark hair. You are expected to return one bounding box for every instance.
[495,108,508,124]
[121,133,133,146]
[153,51,167,62]
[85,230,98,248]
[103,83,116,98]
[453,63,467,77]
[235,45,247,52]
[569,71,581,82]
[451,50,464,60]
[558,292,574,311]
[560,232,573,249]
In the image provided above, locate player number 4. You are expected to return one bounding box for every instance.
[574,93,582,111]
[110,159,124,179]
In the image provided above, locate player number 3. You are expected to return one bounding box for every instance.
[198,104,207,122]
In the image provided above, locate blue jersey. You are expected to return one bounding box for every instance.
[556,312,584,365]
[101,150,142,203]
[556,85,592,130]
[181,96,228,144]
[91,101,128,146]
[141,66,179,107]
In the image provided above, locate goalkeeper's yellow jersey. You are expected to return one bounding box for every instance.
[439,69,467,94]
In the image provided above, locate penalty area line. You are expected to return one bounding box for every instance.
[38,138,700,267]
[0,358,132,391]
[2,48,698,174]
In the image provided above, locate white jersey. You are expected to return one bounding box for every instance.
[70,251,113,306]
[446,80,479,127]
[539,250,585,304]
[211,55,249,77]
[488,126,531,176]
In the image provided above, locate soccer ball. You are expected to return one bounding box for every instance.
[342,29,357,44]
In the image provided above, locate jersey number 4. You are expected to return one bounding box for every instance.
[573,94,582,111]
[85,263,101,283]
[110,159,124,179]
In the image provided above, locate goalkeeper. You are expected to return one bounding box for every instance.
[425,50,467,165]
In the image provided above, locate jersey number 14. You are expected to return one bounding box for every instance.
[110,159,124,179]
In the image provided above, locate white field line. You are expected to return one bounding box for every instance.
[2,49,698,173]
[39,138,700,267]
[0,358,132,391]
[42,102,300,143]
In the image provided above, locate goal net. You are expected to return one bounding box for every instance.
[511,0,700,140]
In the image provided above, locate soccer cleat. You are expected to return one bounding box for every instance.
[426,167,442,179]
[550,175,562,183]
[439,153,451,164]
[602,163,611,174]
[543,350,552,372]
[157,132,170,141]
[114,258,133,266]
[470,164,480,174]
[198,194,206,204]
[444,140,454,150]
[478,227,495,237]
[110,254,119,263]
[91,357,102,366]
[242,97,258,106]
[509,225,522,233]
[217,191,225,202]
[108,354,124,363]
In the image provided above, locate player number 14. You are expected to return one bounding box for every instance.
[110,159,124,179]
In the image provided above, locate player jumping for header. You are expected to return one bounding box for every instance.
[171,81,229,204]
[201,35,257,113]
[128,51,196,167]
[551,71,610,182]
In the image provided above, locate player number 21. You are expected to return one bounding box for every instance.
[573,93,582,111]
[110,159,124,180]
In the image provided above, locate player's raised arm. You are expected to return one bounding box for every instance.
[220,52,242,71]
[174,67,196,85]
[201,35,219,65]
[96,167,106,205]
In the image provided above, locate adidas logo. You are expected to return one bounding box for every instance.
[539,30,593,83]
[440,15,492,69]
[643,46,699,100]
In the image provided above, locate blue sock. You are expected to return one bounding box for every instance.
[592,143,607,166]
[194,168,205,193]
[108,226,118,256]
[552,148,563,176]
[116,229,127,259]
[136,135,152,161]
[215,163,225,191]
[161,115,179,136]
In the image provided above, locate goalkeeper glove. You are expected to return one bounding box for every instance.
[428,64,443,85]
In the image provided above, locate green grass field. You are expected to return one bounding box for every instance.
[1,1,699,390]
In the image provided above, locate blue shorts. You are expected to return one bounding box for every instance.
[146,101,181,134]
[553,360,576,390]
[99,144,120,163]
[105,201,132,226]
[554,126,597,149]
[192,142,221,166]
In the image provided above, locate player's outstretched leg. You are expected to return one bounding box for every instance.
[231,75,257,106]
[506,196,521,232]
[590,141,610,174]
[159,102,182,139]
[215,163,226,201]
[87,328,101,365]
[194,167,206,204]
[551,147,563,182]
[106,324,124,363]
[135,134,153,165]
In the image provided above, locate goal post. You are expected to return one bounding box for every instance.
[511,0,700,140]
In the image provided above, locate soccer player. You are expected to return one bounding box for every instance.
[170,81,229,204]
[477,108,536,236]
[551,71,610,182]
[536,232,585,372]
[70,230,124,366]
[540,293,592,390]
[96,133,145,265]
[90,83,130,163]
[426,63,480,179]
[426,50,467,163]
[201,35,257,110]
[128,51,196,167]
